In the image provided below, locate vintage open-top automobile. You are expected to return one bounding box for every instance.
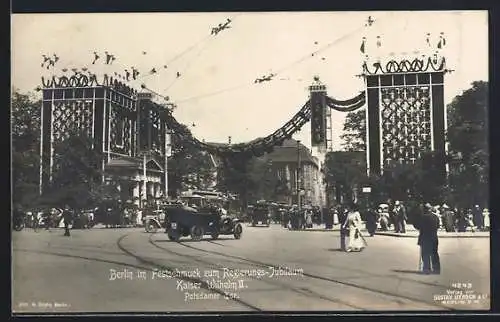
[164,204,243,242]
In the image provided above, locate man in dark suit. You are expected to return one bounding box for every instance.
[393,201,407,233]
[364,205,377,236]
[338,205,349,251]
[63,205,73,237]
[413,203,440,274]
[472,205,483,230]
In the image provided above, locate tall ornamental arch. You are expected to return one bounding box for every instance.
[362,55,450,176]
[39,74,170,200]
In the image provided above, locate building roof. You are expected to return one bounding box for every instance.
[266,139,318,166]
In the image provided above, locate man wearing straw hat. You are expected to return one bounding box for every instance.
[414,203,441,274]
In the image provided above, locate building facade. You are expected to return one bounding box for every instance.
[265,139,324,207]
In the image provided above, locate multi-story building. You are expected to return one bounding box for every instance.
[264,139,323,207]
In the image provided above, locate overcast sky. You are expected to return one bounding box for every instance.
[11,11,488,150]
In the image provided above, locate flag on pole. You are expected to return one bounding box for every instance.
[360,37,366,54]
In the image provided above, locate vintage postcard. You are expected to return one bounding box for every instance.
[11,11,489,313]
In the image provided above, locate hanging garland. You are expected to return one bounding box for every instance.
[325,94,366,112]
[326,92,365,107]
[154,99,311,158]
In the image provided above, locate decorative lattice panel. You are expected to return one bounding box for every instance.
[110,103,132,155]
[380,86,432,166]
[52,100,93,143]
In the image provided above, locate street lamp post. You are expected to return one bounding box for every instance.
[165,128,172,200]
[297,140,301,210]
[142,151,147,209]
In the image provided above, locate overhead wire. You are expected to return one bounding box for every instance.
[138,35,212,82]
[165,13,390,105]
[145,13,245,96]
[163,35,216,93]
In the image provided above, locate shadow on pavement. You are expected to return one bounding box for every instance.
[207,241,226,246]
[391,269,426,275]
[327,248,346,252]
[153,237,236,243]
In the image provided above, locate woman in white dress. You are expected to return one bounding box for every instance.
[304,209,313,228]
[345,204,367,252]
[483,208,490,231]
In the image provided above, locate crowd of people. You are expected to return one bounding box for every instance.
[329,201,490,235]
[329,200,490,274]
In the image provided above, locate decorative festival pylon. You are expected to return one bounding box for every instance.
[308,76,328,208]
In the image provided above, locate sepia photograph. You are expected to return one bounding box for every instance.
[11,10,490,313]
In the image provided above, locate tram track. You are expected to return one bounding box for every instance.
[164,236,455,311]
[147,233,452,310]
[146,234,364,310]
[115,233,262,311]
[176,236,451,289]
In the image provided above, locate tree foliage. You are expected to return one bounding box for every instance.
[340,109,366,152]
[446,81,489,207]
[168,124,215,197]
[44,130,112,210]
[324,151,367,204]
[216,153,292,205]
[246,157,290,203]
[11,90,41,209]
[215,154,252,206]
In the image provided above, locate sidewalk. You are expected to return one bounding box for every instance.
[289,223,490,238]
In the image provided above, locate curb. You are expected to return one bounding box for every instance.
[283,228,490,238]
[374,232,490,238]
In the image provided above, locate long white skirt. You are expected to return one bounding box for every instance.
[348,227,367,250]
[484,214,490,228]
[333,212,339,225]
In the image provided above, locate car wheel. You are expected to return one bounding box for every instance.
[190,225,204,241]
[234,224,243,239]
[168,232,180,242]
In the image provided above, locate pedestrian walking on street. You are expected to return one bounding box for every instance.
[413,203,440,274]
[483,208,490,231]
[456,208,467,232]
[333,207,339,226]
[338,205,348,251]
[345,204,366,252]
[365,205,377,236]
[441,204,455,232]
[472,205,483,231]
[393,201,407,233]
[63,205,72,237]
